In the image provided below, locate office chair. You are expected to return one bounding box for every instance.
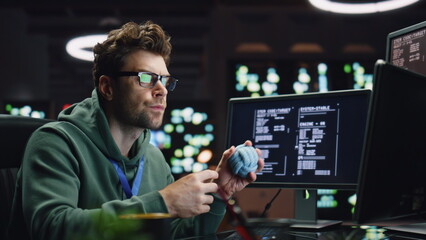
[0,114,53,239]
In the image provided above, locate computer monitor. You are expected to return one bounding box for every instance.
[354,60,426,229]
[225,89,370,228]
[386,20,426,76]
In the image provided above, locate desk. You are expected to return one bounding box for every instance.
[219,225,426,240]
[180,221,426,240]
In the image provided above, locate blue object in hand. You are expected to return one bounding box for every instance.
[228,144,258,178]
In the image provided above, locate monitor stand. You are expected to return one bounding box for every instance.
[247,189,342,229]
[291,189,342,229]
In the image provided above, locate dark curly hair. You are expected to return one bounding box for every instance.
[92,21,172,87]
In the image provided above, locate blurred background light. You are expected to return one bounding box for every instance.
[197,149,213,163]
[164,124,174,133]
[175,124,185,133]
[308,0,419,14]
[205,124,214,132]
[66,34,107,61]
[192,112,204,125]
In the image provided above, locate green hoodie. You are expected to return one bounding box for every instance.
[8,90,226,240]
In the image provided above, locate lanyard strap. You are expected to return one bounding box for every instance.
[109,156,145,199]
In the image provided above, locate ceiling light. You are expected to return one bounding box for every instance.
[308,0,419,14]
[235,42,272,53]
[66,34,107,61]
[289,43,324,53]
[342,44,375,53]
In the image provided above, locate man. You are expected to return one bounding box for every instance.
[8,21,263,240]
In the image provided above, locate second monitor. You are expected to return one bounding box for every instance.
[226,89,370,226]
[226,89,370,190]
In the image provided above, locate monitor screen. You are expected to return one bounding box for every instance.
[225,89,370,190]
[386,20,426,76]
[355,60,426,224]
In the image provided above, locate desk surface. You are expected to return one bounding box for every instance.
[217,225,425,240]
[179,220,426,240]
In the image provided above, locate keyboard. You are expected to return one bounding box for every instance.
[223,226,320,240]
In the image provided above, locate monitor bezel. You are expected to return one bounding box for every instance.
[225,89,371,190]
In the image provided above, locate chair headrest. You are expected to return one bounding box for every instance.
[0,115,53,169]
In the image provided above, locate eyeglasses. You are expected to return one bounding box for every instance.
[116,71,178,91]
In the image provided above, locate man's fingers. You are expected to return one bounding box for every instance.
[223,145,236,159]
[202,182,218,193]
[203,194,214,205]
[257,158,265,172]
[198,204,211,214]
[247,171,257,182]
[197,169,219,181]
[255,148,262,156]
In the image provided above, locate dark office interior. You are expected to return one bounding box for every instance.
[1,0,426,145]
[1,1,426,239]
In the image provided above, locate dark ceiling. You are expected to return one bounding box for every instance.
[1,1,426,110]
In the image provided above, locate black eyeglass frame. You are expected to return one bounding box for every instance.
[115,71,178,91]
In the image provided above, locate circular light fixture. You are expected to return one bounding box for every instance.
[66,34,107,61]
[308,0,419,14]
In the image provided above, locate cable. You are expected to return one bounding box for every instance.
[260,188,282,218]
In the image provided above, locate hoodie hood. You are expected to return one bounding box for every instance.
[58,89,150,163]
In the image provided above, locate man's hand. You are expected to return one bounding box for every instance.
[159,170,219,218]
[215,140,264,199]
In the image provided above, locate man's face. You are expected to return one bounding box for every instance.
[112,49,169,130]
